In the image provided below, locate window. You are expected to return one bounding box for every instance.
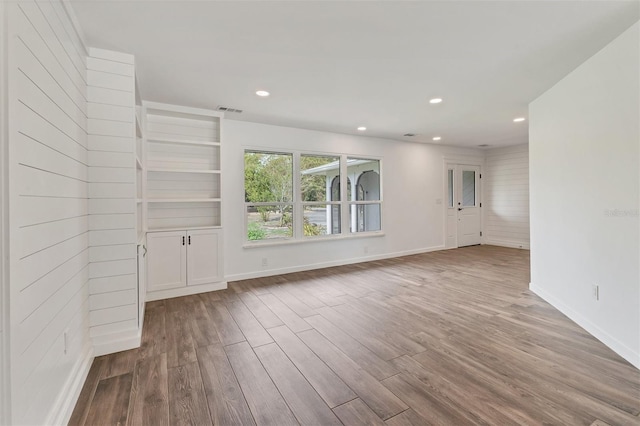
[462,170,476,207]
[244,150,382,242]
[244,151,293,241]
[349,158,381,233]
[301,154,340,236]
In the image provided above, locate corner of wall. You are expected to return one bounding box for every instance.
[46,342,94,426]
[530,282,639,369]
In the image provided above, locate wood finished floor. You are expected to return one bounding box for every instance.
[70,245,640,426]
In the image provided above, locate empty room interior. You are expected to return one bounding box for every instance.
[1,0,639,425]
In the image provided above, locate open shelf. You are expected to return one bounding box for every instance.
[146,198,221,203]
[146,225,222,233]
[143,103,223,236]
[147,137,220,147]
[147,168,220,174]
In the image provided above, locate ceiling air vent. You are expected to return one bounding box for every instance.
[217,106,243,113]
[478,144,490,147]
[403,133,416,137]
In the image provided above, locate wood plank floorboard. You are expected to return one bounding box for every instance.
[70,245,640,425]
[84,373,133,426]
[127,353,169,426]
[196,344,256,426]
[167,361,212,426]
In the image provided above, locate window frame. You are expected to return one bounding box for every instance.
[244,149,383,245]
[244,150,295,241]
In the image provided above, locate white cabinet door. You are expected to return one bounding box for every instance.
[187,229,221,286]
[147,231,186,292]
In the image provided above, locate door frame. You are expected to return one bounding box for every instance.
[442,157,484,249]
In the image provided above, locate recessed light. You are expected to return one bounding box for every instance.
[433,136,442,141]
[357,126,367,131]
[256,90,270,97]
[429,98,443,104]
[513,117,526,122]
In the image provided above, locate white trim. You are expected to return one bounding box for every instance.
[484,239,530,250]
[0,1,10,422]
[143,100,225,119]
[530,282,640,369]
[226,244,446,282]
[146,281,228,302]
[45,343,93,426]
[91,328,142,357]
[243,230,385,249]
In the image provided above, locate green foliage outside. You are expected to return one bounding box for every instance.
[247,222,266,240]
[303,217,322,236]
[245,152,335,240]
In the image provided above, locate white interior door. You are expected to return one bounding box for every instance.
[456,165,481,247]
[146,231,186,292]
[187,229,221,286]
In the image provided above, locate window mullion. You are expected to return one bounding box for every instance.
[340,154,348,235]
[293,152,302,239]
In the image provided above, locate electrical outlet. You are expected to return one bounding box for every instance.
[593,284,599,301]
[261,257,268,267]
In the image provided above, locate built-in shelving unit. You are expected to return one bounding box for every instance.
[142,102,226,300]
[143,103,223,231]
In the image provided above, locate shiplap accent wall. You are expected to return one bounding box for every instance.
[483,143,530,249]
[87,48,139,354]
[7,1,92,424]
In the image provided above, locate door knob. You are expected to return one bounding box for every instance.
[458,208,463,211]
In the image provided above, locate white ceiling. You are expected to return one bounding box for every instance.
[70,0,639,147]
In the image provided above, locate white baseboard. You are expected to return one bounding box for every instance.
[46,342,94,426]
[92,327,142,357]
[530,282,639,369]
[225,245,446,282]
[484,238,530,249]
[146,281,228,302]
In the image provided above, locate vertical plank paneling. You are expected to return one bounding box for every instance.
[483,144,530,248]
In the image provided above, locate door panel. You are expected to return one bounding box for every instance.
[187,229,221,286]
[146,231,186,292]
[456,166,481,247]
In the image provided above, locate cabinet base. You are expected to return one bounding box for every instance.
[146,281,228,302]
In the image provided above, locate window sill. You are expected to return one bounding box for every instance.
[242,231,385,249]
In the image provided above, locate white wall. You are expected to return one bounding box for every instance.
[87,48,140,355]
[6,1,93,424]
[223,120,483,280]
[529,22,639,368]
[483,143,530,249]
